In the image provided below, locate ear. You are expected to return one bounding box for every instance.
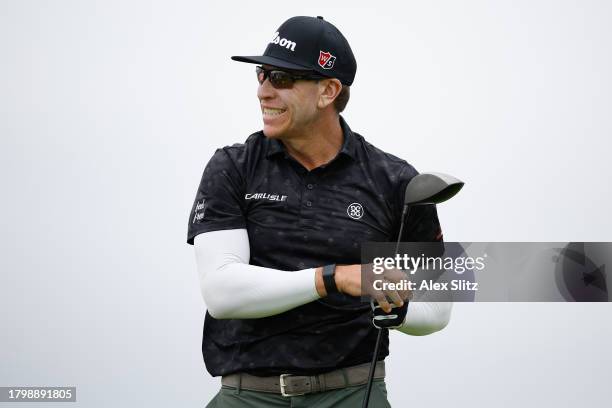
[317,79,343,109]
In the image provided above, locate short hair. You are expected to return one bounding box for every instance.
[333,85,350,113]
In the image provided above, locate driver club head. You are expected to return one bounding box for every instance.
[404,172,464,206]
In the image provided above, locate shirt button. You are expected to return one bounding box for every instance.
[307,184,314,190]
[306,201,312,207]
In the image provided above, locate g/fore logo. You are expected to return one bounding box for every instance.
[245,193,288,202]
[270,32,296,52]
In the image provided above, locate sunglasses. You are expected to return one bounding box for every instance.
[256,66,325,89]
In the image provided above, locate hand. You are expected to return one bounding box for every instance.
[316,264,411,313]
[371,300,408,329]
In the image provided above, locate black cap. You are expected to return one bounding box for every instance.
[232,16,357,86]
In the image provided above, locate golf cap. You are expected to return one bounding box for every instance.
[232,16,357,86]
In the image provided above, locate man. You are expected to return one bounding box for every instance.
[188,16,452,407]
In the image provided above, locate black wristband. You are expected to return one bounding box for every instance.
[322,264,338,294]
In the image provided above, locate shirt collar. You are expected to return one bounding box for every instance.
[337,115,358,160]
[265,115,358,161]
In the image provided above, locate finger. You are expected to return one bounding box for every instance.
[372,291,392,313]
[382,269,410,302]
[399,289,412,302]
[384,288,404,308]
[397,284,412,301]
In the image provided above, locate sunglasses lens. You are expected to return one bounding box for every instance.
[269,71,294,89]
[256,66,265,84]
[255,67,299,89]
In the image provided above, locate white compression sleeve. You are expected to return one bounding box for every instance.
[193,229,320,319]
[397,301,452,336]
[194,229,452,330]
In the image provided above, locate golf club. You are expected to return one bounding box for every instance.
[362,172,464,408]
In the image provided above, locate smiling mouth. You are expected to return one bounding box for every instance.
[262,107,287,117]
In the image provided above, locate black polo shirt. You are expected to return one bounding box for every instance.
[187,116,442,377]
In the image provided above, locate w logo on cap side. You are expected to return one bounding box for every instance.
[318,51,336,69]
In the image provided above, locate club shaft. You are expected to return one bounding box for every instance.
[362,328,384,408]
[395,206,410,254]
[363,204,410,407]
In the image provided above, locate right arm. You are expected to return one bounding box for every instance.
[194,229,410,319]
[194,228,322,319]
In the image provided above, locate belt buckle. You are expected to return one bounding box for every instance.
[279,374,305,397]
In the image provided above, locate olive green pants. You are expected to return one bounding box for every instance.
[206,380,391,407]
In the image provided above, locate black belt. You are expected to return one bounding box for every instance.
[221,361,385,397]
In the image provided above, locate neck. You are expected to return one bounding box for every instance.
[281,114,344,171]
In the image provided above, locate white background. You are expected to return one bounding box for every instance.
[1,0,611,406]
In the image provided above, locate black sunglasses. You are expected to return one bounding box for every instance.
[256,66,325,89]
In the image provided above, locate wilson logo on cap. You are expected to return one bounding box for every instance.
[270,32,296,52]
[318,51,336,69]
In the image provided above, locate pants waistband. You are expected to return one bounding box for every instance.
[221,361,385,397]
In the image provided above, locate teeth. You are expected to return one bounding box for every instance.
[263,108,286,116]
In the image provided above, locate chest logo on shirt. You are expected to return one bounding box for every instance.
[347,202,364,220]
[245,192,288,202]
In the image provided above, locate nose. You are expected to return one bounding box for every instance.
[257,76,276,101]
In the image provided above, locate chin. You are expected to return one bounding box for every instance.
[262,124,288,139]
[262,111,291,139]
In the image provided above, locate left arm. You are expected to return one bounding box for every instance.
[397,301,452,336]
[394,166,452,336]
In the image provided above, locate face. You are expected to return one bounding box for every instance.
[257,65,323,139]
